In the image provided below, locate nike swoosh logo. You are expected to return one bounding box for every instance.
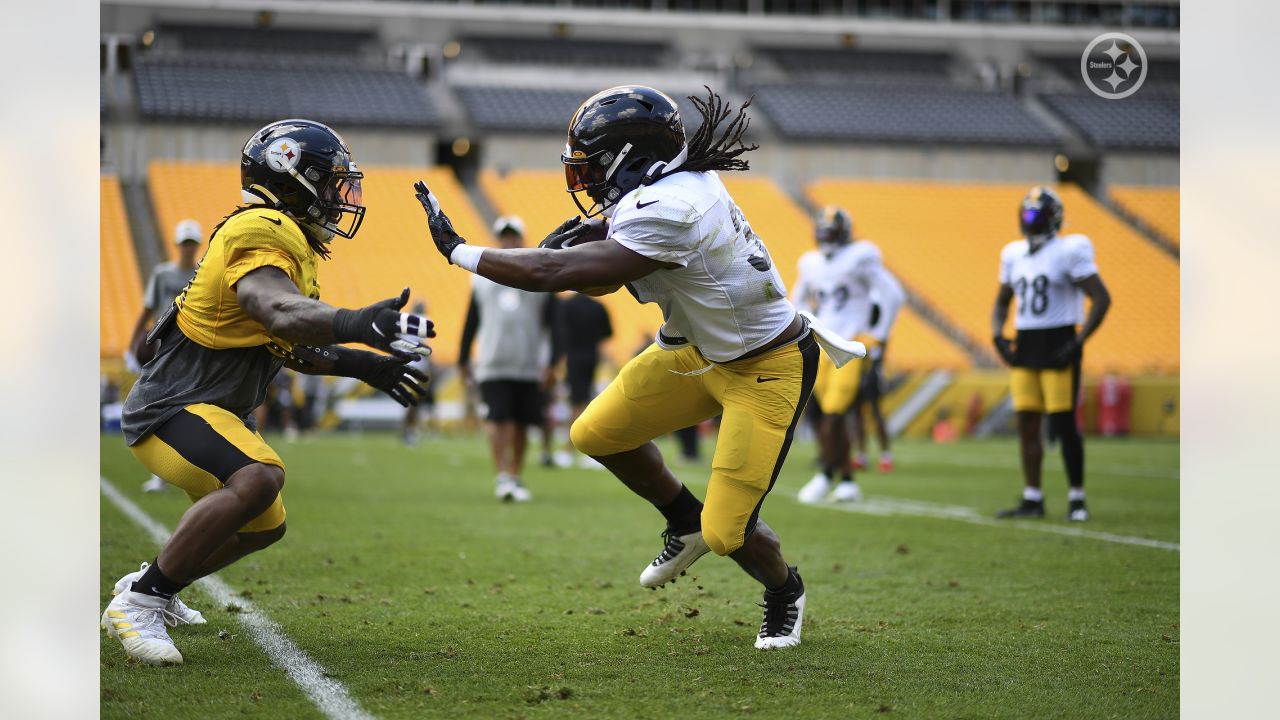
[260,215,282,225]
[636,200,659,209]
[756,376,780,383]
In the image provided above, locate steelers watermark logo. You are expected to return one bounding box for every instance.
[1081,32,1147,100]
[265,137,302,172]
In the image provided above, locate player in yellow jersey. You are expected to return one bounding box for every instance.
[102,120,435,665]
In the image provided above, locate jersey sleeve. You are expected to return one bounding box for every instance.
[608,199,700,267]
[1065,236,1099,281]
[867,265,905,342]
[222,215,310,290]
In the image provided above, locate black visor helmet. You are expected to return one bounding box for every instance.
[241,119,365,239]
[561,86,686,217]
[1019,186,1064,247]
[816,206,853,250]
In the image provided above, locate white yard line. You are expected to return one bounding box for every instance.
[100,478,377,720]
[791,494,1180,552]
[903,452,1180,480]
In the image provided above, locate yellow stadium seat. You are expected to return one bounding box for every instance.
[147,162,490,364]
[1111,185,1179,246]
[101,176,142,358]
[806,180,1178,374]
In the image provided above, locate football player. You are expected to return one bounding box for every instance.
[103,119,435,665]
[415,86,864,649]
[791,207,903,504]
[991,186,1111,521]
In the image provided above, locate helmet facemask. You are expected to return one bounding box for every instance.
[562,142,650,218]
[1019,191,1062,251]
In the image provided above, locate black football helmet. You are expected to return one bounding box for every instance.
[816,206,853,252]
[1019,186,1063,248]
[561,86,687,217]
[241,119,365,239]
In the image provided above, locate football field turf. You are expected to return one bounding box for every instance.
[100,432,1178,719]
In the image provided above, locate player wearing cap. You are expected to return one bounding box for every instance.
[991,186,1111,522]
[791,206,904,504]
[129,219,206,492]
[458,215,562,502]
[416,87,867,649]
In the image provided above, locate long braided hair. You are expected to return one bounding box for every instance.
[680,86,759,174]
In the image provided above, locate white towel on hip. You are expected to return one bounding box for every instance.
[799,311,867,368]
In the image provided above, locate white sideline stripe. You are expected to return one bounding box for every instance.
[792,494,1179,552]
[100,478,377,720]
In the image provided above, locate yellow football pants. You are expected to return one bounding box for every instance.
[571,334,819,556]
[812,352,862,415]
[1010,366,1078,414]
[129,403,286,532]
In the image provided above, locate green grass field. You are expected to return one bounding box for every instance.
[100,432,1178,719]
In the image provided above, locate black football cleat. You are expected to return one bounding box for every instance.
[996,498,1045,519]
[1066,499,1089,522]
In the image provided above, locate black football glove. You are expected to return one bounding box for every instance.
[993,336,1016,366]
[414,181,466,263]
[346,353,431,408]
[333,288,435,359]
[538,216,591,250]
[1052,336,1083,366]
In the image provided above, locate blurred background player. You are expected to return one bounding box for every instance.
[555,291,613,468]
[129,218,204,492]
[458,216,561,502]
[416,85,869,650]
[851,279,905,473]
[402,301,438,446]
[992,186,1111,521]
[792,207,903,504]
[103,119,434,666]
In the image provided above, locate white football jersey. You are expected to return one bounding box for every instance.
[607,171,795,363]
[792,241,904,341]
[998,233,1099,331]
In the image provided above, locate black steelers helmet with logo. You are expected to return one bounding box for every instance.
[1019,186,1064,248]
[815,206,853,251]
[561,86,686,217]
[241,119,365,240]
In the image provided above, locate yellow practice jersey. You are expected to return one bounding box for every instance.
[175,208,320,350]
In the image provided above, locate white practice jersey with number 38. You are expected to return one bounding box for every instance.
[998,233,1098,331]
[606,170,795,363]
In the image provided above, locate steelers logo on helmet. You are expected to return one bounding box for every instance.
[265,138,302,173]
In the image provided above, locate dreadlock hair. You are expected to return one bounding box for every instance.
[681,86,759,174]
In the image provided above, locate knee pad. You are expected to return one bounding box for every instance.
[700,513,744,557]
[569,417,609,457]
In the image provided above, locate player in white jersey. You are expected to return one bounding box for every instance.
[991,187,1111,521]
[791,207,904,504]
[414,86,863,649]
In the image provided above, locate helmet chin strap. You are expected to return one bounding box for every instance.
[643,143,689,184]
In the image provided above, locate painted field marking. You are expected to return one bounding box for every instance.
[100,477,377,720]
[791,493,1179,552]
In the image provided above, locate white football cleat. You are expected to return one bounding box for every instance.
[639,529,710,589]
[755,591,806,650]
[495,474,533,503]
[577,455,606,470]
[141,475,168,493]
[101,590,184,665]
[797,473,832,504]
[832,481,862,503]
[111,563,205,625]
[552,450,575,469]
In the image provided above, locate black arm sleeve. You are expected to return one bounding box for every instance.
[544,294,564,366]
[458,293,480,365]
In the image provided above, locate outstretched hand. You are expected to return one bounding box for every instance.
[414,181,466,263]
[333,288,435,359]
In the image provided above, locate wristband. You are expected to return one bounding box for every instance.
[450,245,485,273]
